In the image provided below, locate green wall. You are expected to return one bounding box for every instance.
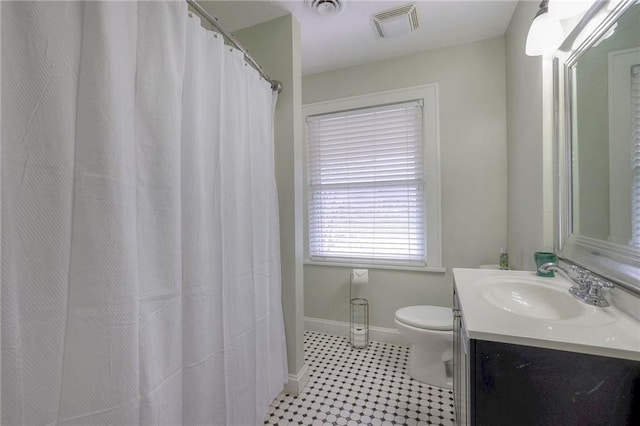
[302,37,508,329]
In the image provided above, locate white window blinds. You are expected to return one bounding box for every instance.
[631,64,640,246]
[306,101,425,264]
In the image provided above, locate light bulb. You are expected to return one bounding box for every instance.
[526,11,565,56]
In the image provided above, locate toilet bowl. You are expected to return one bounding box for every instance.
[394,305,453,388]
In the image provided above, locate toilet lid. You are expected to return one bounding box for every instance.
[395,305,453,331]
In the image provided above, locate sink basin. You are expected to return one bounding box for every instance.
[479,277,585,320]
[453,268,638,362]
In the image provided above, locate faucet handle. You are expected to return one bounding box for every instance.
[591,277,614,290]
[569,264,586,278]
[585,277,614,307]
[568,265,590,290]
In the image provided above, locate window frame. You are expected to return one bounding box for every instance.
[302,84,443,271]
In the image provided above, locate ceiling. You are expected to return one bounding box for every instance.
[200,0,519,75]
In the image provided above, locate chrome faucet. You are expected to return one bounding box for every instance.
[582,277,615,307]
[537,262,614,307]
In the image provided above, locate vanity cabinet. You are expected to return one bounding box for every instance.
[453,291,469,425]
[453,290,640,426]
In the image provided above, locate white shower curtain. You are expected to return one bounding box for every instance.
[1,2,288,425]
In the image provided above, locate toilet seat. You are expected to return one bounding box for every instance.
[395,305,453,331]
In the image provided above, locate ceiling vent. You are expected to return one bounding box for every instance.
[306,0,345,16]
[372,3,419,38]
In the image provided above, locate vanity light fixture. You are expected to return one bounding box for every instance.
[526,0,565,56]
[548,0,596,19]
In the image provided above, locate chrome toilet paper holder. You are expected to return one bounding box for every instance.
[349,270,369,349]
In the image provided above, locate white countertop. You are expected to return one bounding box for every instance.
[453,268,640,361]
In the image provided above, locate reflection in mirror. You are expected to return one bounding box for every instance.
[556,0,640,297]
[572,3,640,247]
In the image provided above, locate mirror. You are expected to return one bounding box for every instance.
[556,0,640,295]
[573,2,640,246]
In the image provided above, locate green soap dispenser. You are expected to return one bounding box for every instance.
[499,248,509,270]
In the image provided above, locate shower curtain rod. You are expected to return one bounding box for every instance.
[186,0,283,93]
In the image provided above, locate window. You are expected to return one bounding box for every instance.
[304,85,442,269]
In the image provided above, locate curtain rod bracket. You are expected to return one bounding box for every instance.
[271,80,283,93]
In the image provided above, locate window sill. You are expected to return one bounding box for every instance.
[303,259,446,273]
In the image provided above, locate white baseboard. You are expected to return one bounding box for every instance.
[304,316,409,346]
[285,363,310,396]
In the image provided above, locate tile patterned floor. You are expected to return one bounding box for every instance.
[264,331,455,426]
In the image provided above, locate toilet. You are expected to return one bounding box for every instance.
[394,305,453,388]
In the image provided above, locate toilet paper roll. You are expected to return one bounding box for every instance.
[352,327,367,347]
[351,269,368,285]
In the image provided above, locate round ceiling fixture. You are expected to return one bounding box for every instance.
[306,0,344,16]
